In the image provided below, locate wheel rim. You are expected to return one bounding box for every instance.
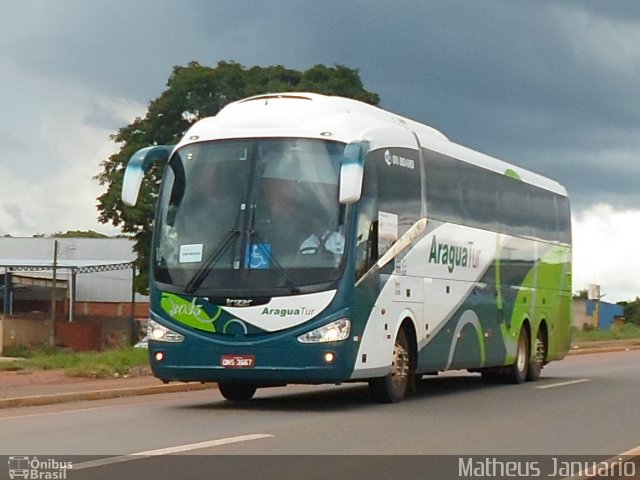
[516,333,527,373]
[533,336,545,368]
[391,341,410,388]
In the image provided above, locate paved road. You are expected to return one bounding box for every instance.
[0,350,638,479]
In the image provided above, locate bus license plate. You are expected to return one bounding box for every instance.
[221,354,255,368]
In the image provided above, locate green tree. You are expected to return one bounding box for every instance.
[573,289,589,300]
[31,230,109,238]
[618,297,640,325]
[95,61,379,293]
[52,230,108,238]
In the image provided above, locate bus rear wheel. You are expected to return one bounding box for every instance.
[218,382,257,401]
[526,327,547,381]
[505,328,530,384]
[369,328,413,403]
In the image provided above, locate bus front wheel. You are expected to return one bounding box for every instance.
[218,382,257,401]
[369,328,414,403]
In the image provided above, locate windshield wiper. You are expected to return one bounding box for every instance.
[243,198,301,294]
[248,229,301,295]
[184,228,240,294]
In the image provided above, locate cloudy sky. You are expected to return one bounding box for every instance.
[1,1,640,301]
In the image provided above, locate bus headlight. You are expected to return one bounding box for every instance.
[148,318,185,343]
[297,319,351,343]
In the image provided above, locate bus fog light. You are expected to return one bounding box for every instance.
[148,318,185,343]
[324,352,336,364]
[297,319,351,343]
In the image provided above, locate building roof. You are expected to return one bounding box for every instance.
[0,259,134,275]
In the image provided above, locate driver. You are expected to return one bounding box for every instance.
[299,215,344,255]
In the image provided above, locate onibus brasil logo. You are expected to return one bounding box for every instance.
[8,456,72,479]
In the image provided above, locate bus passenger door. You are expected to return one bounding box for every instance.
[354,126,425,376]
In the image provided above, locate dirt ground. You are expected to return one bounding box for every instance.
[0,369,88,388]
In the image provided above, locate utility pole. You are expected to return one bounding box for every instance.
[130,265,137,345]
[588,284,602,330]
[49,239,58,346]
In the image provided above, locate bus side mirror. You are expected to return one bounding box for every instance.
[121,145,174,206]
[339,141,367,204]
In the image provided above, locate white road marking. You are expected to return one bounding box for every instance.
[74,433,274,470]
[535,378,592,389]
[561,444,640,480]
[620,445,640,456]
[0,394,199,422]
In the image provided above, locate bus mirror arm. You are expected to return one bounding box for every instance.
[339,141,367,204]
[121,145,174,206]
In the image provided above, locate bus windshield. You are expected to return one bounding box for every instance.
[153,138,346,295]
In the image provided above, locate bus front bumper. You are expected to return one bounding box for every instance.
[148,340,356,385]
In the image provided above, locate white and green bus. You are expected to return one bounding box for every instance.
[122,93,572,403]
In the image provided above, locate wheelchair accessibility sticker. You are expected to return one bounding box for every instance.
[244,243,271,269]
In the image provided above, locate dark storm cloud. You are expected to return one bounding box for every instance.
[346,1,640,210]
[4,0,640,212]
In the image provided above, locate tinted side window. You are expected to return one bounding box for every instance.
[370,148,422,257]
[555,195,572,244]
[424,150,465,224]
[459,163,501,232]
[528,186,558,240]
[355,156,379,279]
[423,148,569,244]
[499,177,531,238]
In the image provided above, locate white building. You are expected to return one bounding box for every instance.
[0,236,148,317]
[0,237,149,352]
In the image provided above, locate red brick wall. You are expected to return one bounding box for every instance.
[55,322,101,351]
[73,301,149,318]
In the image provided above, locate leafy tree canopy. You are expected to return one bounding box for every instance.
[95,61,379,293]
[31,230,108,238]
[618,297,640,325]
[53,230,108,238]
[573,289,589,300]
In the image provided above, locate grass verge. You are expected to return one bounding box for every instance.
[0,347,150,378]
[572,323,640,342]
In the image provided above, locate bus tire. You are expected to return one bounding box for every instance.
[480,369,503,384]
[505,327,530,384]
[218,382,257,401]
[526,327,547,381]
[369,328,413,403]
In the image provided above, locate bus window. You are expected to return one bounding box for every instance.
[355,156,378,279]
[460,162,501,232]
[499,176,531,238]
[424,150,465,224]
[556,195,572,244]
[371,148,421,257]
[529,186,558,241]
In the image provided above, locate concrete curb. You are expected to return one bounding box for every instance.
[568,339,640,356]
[567,344,640,355]
[0,382,216,409]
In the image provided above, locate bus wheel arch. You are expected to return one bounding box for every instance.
[526,320,548,381]
[403,318,419,394]
[369,318,417,403]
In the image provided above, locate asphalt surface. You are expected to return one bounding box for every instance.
[1,346,640,480]
[0,339,638,409]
